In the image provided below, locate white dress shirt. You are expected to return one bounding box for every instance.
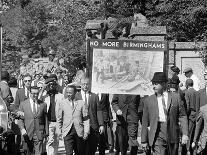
[29,98,37,113]
[190,74,200,91]
[25,88,30,98]
[157,92,168,122]
[81,90,89,105]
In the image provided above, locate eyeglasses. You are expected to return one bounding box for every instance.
[30,92,39,95]
[24,80,31,83]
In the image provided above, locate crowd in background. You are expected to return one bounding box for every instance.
[0,63,207,155]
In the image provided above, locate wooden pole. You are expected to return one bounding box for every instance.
[0,24,2,81]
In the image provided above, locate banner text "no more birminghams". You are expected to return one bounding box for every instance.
[89,40,167,51]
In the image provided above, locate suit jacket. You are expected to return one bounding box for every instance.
[57,99,90,137]
[75,92,104,131]
[193,104,207,153]
[111,94,139,124]
[185,87,197,122]
[40,92,64,121]
[141,92,188,146]
[196,88,207,112]
[99,94,113,122]
[18,99,49,140]
[15,88,28,109]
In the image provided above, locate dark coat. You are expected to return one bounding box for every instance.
[185,87,197,122]
[18,99,49,140]
[111,94,139,124]
[141,92,188,146]
[75,92,104,131]
[99,94,113,122]
[14,88,28,109]
[196,88,207,112]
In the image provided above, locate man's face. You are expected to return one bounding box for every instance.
[48,81,57,92]
[184,72,191,78]
[81,79,90,92]
[66,87,75,100]
[152,82,165,94]
[64,76,69,85]
[49,55,54,61]
[30,88,39,101]
[57,72,62,79]
[24,76,32,89]
[35,75,40,80]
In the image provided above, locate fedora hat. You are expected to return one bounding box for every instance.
[151,72,168,82]
[170,66,180,73]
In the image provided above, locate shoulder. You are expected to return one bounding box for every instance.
[16,88,24,93]
[56,93,64,99]
[21,98,29,106]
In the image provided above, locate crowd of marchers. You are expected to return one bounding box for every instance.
[0,64,207,155]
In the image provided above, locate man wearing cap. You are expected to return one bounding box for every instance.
[185,79,197,154]
[183,67,200,91]
[141,72,188,155]
[39,74,64,155]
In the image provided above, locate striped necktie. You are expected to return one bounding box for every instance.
[162,95,167,118]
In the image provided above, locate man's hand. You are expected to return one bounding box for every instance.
[116,109,123,116]
[141,143,148,151]
[21,129,27,135]
[191,142,196,150]
[181,135,189,145]
[99,126,104,134]
[16,111,24,117]
[83,132,88,140]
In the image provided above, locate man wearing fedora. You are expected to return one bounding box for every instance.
[183,67,200,91]
[141,72,188,155]
[38,74,64,155]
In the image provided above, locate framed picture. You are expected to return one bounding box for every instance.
[87,39,167,95]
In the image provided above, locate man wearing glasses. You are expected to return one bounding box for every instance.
[141,72,188,155]
[15,73,32,109]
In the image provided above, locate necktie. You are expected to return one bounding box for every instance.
[33,101,37,115]
[162,95,167,118]
[85,92,87,106]
[72,101,74,109]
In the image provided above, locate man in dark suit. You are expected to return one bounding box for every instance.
[15,73,32,109]
[111,94,140,155]
[18,86,49,155]
[98,93,114,154]
[185,79,197,154]
[141,72,188,155]
[75,78,104,155]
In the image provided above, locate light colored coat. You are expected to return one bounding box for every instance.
[57,99,90,137]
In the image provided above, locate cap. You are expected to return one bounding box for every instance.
[151,72,168,82]
[183,67,193,73]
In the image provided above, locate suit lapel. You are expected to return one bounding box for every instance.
[167,92,172,112]
[26,99,33,115]
[152,95,159,117]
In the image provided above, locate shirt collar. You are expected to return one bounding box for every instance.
[1,80,8,84]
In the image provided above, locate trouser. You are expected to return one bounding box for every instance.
[115,123,138,155]
[24,133,43,155]
[99,122,114,155]
[85,127,99,155]
[63,125,85,155]
[46,122,59,155]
